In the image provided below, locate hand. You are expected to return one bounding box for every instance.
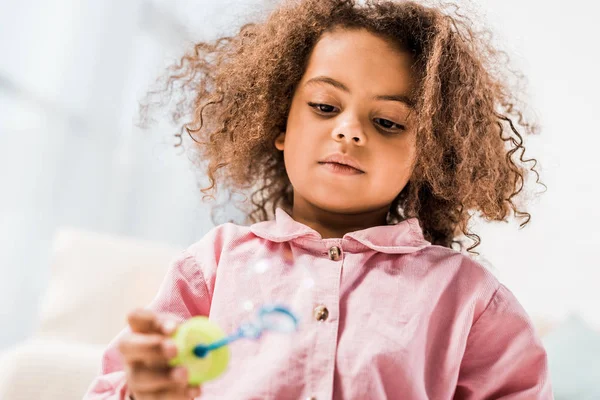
[118,308,202,400]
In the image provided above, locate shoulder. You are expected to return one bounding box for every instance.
[475,283,533,329]
[414,246,534,332]
[159,222,260,290]
[415,244,504,322]
[183,221,261,262]
[417,244,500,287]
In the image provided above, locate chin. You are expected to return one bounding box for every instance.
[306,189,397,215]
[294,180,391,214]
[308,196,370,214]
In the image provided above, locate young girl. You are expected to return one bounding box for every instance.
[85,0,552,398]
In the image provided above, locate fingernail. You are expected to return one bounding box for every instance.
[163,320,177,334]
[162,339,178,358]
[171,367,187,382]
[187,387,201,398]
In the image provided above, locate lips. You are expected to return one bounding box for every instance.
[318,153,365,173]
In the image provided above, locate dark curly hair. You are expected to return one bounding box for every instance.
[139,0,545,253]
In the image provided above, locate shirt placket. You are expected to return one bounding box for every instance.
[304,241,344,400]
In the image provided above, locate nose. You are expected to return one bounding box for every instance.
[331,120,367,146]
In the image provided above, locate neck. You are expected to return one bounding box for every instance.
[291,196,390,239]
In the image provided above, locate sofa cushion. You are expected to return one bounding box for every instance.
[0,338,105,400]
[37,227,182,345]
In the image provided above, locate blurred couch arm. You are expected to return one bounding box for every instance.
[0,339,105,400]
[0,227,183,400]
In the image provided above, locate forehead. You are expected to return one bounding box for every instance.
[301,28,416,95]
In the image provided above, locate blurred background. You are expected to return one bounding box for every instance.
[0,0,598,398]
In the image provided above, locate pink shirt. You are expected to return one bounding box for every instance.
[84,208,553,399]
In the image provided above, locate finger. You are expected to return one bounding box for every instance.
[128,308,162,334]
[127,365,188,393]
[118,334,178,366]
[133,385,201,400]
[153,385,201,400]
[154,314,181,336]
[186,385,202,398]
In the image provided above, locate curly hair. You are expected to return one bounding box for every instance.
[140,0,545,253]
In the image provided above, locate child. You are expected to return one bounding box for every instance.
[84,0,553,398]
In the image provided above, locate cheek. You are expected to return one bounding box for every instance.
[376,143,415,186]
[281,135,309,183]
[395,136,417,170]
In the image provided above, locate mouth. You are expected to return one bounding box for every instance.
[318,154,365,174]
[318,159,365,175]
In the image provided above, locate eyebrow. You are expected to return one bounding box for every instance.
[304,75,415,108]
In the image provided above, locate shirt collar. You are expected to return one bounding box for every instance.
[250,208,430,254]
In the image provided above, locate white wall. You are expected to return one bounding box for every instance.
[0,0,598,350]
[471,0,600,329]
[0,0,271,349]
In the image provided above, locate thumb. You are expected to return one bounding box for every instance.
[155,312,183,336]
[127,308,183,335]
[127,308,163,334]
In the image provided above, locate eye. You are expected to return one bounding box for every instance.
[308,102,337,114]
[308,102,406,132]
[374,117,406,132]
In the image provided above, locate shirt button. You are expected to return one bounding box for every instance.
[313,305,329,322]
[328,245,341,260]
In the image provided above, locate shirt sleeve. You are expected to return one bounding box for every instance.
[82,250,212,399]
[453,284,554,399]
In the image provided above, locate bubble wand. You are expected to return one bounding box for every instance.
[168,304,299,385]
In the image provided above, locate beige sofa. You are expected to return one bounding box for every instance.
[0,228,182,400]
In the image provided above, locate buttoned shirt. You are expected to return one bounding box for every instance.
[84,208,552,399]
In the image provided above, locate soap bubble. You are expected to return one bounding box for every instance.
[235,247,315,331]
[260,309,298,333]
[252,259,270,275]
[241,300,255,312]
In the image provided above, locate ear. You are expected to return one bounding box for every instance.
[274,132,286,151]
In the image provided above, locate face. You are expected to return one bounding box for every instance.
[275,27,417,215]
